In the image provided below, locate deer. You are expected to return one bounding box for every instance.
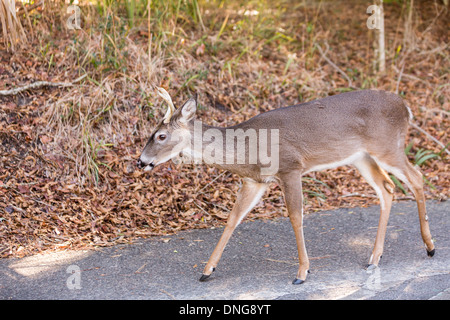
[137,87,435,285]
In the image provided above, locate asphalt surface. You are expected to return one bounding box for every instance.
[1,200,449,300]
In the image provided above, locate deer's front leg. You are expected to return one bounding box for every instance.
[280,171,309,284]
[199,178,267,281]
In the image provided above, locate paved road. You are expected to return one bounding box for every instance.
[1,200,449,300]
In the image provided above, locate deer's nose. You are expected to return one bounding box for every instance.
[137,158,145,169]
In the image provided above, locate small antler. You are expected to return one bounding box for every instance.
[156,87,176,124]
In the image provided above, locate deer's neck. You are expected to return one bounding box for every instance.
[185,122,229,169]
[182,120,279,179]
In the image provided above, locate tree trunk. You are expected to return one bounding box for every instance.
[404,0,415,52]
[377,0,386,73]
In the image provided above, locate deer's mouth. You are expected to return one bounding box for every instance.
[144,162,155,171]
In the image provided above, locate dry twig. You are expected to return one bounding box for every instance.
[410,122,450,155]
[315,43,355,89]
[0,74,87,96]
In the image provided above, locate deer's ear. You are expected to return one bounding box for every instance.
[177,94,197,124]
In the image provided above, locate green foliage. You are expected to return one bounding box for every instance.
[390,174,409,195]
[413,148,440,167]
[395,142,446,193]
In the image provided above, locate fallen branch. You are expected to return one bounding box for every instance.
[341,193,378,199]
[410,122,450,156]
[315,43,355,89]
[392,65,448,155]
[393,65,428,85]
[0,74,87,96]
[395,61,406,95]
[16,0,44,15]
[0,81,72,96]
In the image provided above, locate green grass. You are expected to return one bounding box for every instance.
[391,142,445,195]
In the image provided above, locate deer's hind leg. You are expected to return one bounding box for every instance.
[374,157,435,257]
[400,161,435,256]
[353,153,395,268]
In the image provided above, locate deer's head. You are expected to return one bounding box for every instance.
[137,88,197,171]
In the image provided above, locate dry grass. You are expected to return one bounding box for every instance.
[0,0,27,51]
[41,0,338,186]
[41,0,447,186]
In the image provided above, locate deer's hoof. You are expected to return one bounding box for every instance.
[199,267,215,282]
[427,248,435,257]
[365,264,377,270]
[292,269,310,284]
[199,274,210,282]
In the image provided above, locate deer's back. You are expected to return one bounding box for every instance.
[238,90,410,174]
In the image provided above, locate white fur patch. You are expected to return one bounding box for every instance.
[235,184,267,226]
[371,157,412,191]
[353,157,386,211]
[406,105,413,121]
[305,151,365,173]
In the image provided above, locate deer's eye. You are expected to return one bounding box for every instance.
[157,133,167,141]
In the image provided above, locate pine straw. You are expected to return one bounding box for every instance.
[0,0,448,258]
